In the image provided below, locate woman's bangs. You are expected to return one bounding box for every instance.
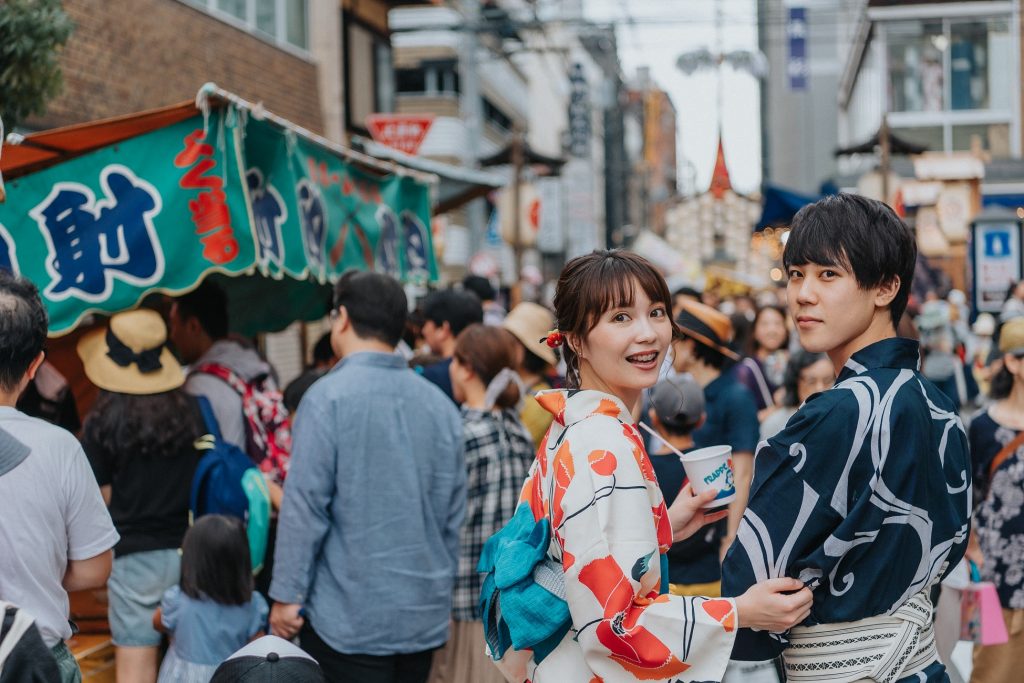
[582,257,670,329]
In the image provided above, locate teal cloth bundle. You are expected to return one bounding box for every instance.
[478,503,572,663]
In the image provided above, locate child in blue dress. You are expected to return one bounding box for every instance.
[155,515,268,683]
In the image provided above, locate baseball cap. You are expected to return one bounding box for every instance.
[210,635,326,682]
[650,375,705,433]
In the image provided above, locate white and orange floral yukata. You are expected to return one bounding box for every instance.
[488,389,738,683]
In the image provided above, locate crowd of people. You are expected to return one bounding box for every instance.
[0,191,1021,683]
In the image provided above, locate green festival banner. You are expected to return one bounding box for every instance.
[0,106,436,335]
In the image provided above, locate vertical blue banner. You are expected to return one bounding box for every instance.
[787,7,808,91]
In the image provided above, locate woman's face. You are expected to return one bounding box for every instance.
[754,308,788,353]
[575,281,673,406]
[796,358,835,403]
[1004,352,1024,383]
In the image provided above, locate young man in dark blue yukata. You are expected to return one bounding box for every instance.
[722,193,971,683]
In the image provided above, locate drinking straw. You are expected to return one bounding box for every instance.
[638,422,688,459]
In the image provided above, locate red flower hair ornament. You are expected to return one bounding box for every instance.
[540,330,565,349]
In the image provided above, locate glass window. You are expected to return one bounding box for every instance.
[441,65,460,94]
[285,0,307,49]
[191,0,307,51]
[950,19,1010,111]
[396,68,427,93]
[375,41,394,113]
[483,98,512,131]
[886,20,946,113]
[952,123,1010,156]
[217,0,247,21]
[892,126,943,153]
[255,0,276,37]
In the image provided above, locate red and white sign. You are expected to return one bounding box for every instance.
[365,114,434,155]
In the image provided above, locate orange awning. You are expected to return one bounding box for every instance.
[2,101,197,180]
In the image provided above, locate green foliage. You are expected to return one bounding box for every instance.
[0,0,74,130]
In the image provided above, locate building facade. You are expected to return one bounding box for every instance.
[838,0,1021,165]
[758,0,841,194]
[29,0,327,135]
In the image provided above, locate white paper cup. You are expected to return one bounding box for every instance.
[680,445,736,508]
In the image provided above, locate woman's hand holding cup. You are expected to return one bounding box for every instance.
[667,483,729,542]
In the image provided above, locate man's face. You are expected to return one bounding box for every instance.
[671,337,696,374]
[787,261,879,362]
[168,303,200,364]
[421,319,448,355]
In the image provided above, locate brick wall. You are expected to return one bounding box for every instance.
[30,0,323,133]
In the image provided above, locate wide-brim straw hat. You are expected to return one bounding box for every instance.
[77,309,184,394]
[999,318,1024,355]
[503,302,557,366]
[675,299,741,361]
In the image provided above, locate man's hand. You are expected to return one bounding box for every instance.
[667,484,729,542]
[269,602,305,639]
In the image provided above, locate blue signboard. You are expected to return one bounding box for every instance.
[972,220,1023,313]
[787,7,808,91]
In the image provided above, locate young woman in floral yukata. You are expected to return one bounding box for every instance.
[481,251,812,683]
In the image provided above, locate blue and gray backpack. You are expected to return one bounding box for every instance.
[189,396,271,573]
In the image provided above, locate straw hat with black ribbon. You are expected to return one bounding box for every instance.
[503,302,557,367]
[999,317,1024,356]
[77,309,185,394]
[675,299,741,362]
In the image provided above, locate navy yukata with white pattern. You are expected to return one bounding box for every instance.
[722,338,971,682]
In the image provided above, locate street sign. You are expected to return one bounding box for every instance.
[787,7,808,91]
[365,114,434,155]
[568,63,591,158]
[971,218,1023,313]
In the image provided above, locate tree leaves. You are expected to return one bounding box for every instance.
[0,0,74,129]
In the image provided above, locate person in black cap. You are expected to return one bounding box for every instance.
[647,375,720,596]
[211,635,325,682]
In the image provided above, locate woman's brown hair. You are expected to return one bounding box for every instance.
[453,324,521,409]
[553,250,677,388]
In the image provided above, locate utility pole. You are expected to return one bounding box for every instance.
[880,113,891,205]
[458,0,486,255]
[511,128,525,280]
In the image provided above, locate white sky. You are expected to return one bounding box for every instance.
[583,0,762,194]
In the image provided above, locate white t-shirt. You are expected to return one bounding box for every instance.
[0,407,119,647]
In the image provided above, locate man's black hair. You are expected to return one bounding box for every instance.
[673,286,702,300]
[680,333,728,370]
[176,279,229,339]
[522,347,554,375]
[462,275,496,302]
[311,332,334,365]
[422,288,483,337]
[658,412,701,438]
[0,271,48,393]
[784,193,917,328]
[333,271,407,347]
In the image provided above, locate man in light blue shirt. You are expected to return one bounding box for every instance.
[269,271,465,683]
